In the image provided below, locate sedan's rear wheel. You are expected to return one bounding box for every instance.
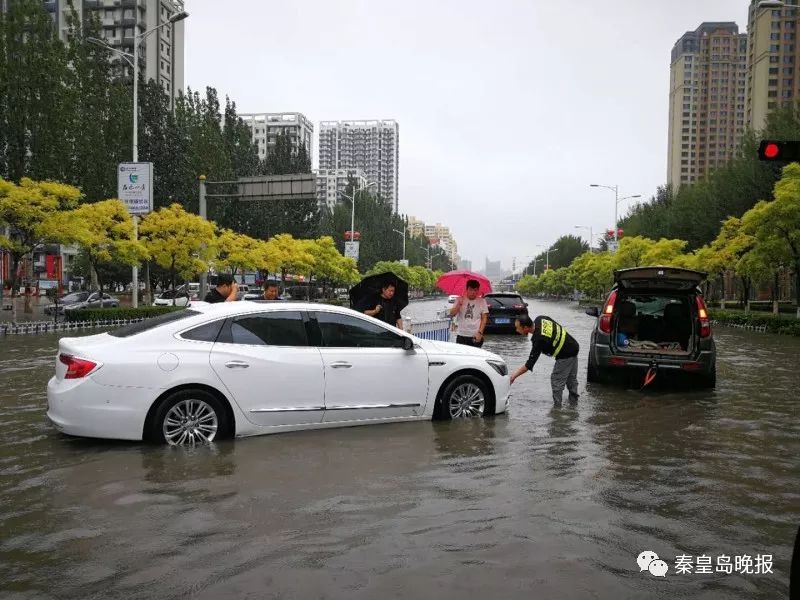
[152,389,228,446]
[437,375,489,419]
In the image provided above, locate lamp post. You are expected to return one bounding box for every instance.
[546,247,558,271]
[574,225,594,251]
[417,244,432,270]
[589,184,641,247]
[339,181,377,245]
[392,228,406,262]
[87,9,189,308]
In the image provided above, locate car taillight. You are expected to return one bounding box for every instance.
[513,304,526,309]
[609,357,627,366]
[59,354,98,379]
[681,362,703,371]
[696,296,711,338]
[599,290,618,334]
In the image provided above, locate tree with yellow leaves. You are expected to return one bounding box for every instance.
[57,199,148,295]
[0,178,84,318]
[139,204,216,299]
[212,229,267,277]
[264,233,314,292]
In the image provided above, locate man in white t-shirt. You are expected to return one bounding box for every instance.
[448,279,489,347]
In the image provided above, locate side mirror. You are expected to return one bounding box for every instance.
[585,306,600,318]
[524,302,529,307]
[401,337,414,351]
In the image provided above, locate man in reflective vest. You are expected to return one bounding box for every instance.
[510,315,580,404]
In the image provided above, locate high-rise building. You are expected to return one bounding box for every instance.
[407,216,460,266]
[239,112,314,162]
[318,120,399,212]
[746,0,800,132]
[40,0,186,102]
[312,168,367,212]
[459,259,472,271]
[667,22,747,189]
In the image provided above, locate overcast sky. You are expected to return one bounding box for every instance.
[184,0,749,271]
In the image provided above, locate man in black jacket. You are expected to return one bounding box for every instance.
[510,314,580,404]
[204,274,237,304]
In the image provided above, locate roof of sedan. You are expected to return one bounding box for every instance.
[188,300,357,315]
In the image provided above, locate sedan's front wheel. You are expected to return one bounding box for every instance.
[436,375,490,420]
[152,389,229,446]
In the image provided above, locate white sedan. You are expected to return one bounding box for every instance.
[47,302,510,445]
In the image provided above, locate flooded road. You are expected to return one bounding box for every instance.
[0,299,797,599]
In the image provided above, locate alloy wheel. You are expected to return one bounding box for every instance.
[163,399,218,446]
[448,383,485,418]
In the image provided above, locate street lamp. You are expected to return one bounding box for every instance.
[392,228,406,262]
[87,9,189,308]
[574,225,594,251]
[340,180,377,247]
[589,184,641,246]
[546,247,558,271]
[417,244,432,270]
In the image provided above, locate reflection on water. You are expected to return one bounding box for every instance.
[0,300,797,598]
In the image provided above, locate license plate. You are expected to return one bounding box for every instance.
[495,318,510,324]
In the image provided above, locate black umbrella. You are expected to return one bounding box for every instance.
[348,272,409,312]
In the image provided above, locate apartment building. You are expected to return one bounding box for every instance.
[239,112,314,162]
[746,0,800,132]
[312,168,367,212]
[318,120,399,212]
[667,22,747,188]
[41,0,186,101]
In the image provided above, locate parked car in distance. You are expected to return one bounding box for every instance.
[483,292,529,333]
[57,292,120,314]
[45,291,91,315]
[585,266,716,388]
[242,289,263,301]
[447,295,459,304]
[46,302,510,445]
[153,288,191,307]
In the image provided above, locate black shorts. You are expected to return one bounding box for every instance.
[456,335,484,348]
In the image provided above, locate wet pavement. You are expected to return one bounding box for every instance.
[0,299,797,599]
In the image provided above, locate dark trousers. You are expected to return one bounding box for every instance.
[456,335,484,348]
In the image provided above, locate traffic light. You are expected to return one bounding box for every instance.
[757,140,800,161]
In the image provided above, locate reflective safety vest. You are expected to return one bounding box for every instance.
[539,317,568,358]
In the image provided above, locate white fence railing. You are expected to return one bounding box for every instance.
[0,318,146,336]
[408,317,452,342]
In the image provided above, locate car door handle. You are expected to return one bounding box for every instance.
[330,362,352,369]
[225,361,250,369]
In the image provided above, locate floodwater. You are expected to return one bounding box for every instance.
[0,299,797,599]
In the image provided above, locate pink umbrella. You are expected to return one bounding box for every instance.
[436,271,493,296]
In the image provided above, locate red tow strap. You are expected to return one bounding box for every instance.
[642,367,657,389]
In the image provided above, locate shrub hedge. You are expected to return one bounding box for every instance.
[710,309,800,336]
[65,306,184,322]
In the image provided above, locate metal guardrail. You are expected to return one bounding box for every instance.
[0,318,146,336]
[709,320,768,334]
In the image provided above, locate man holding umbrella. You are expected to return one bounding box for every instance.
[448,279,489,347]
[350,273,408,329]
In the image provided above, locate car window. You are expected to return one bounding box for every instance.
[315,311,403,348]
[109,309,198,338]
[228,311,308,346]
[485,295,524,308]
[626,295,686,317]
[88,293,100,302]
[180,319,225,342]
[103,294,111,300]
[62,292,88,302]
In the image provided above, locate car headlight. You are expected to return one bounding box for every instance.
[486,359,508,376]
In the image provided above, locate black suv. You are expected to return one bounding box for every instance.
[484,292,529,333]
[585,267,716,388]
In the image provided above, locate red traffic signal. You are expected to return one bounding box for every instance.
[758,140,800,161]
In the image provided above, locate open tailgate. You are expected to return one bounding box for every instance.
[614,266,707,292]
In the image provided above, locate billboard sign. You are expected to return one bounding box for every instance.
[344,241,360,261]
[117,162,153,215]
